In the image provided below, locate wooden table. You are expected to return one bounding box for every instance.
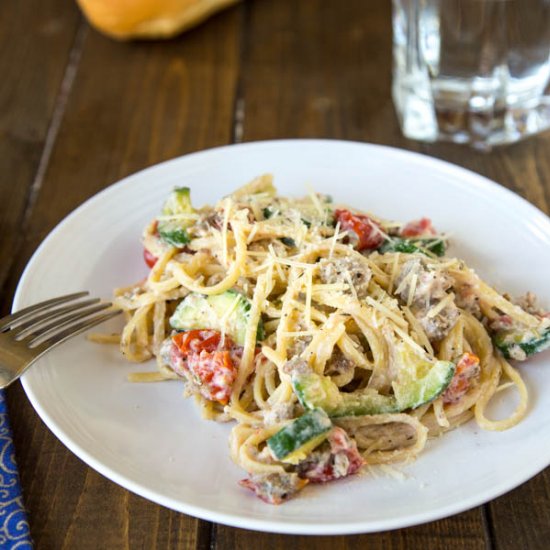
[2,0,549,548]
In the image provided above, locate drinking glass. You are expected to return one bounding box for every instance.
[392,0,550,150]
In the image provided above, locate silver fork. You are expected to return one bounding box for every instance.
[0,292,121,388]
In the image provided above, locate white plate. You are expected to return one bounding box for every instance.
[15,140,550,535]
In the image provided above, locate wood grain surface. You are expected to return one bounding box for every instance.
[1,0,549,548]
[0,0,81,305]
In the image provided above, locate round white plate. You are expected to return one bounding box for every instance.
[15,140,550,534]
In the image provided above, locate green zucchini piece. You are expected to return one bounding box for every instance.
[494,327,550,360]
[267,408,332,463]
[158,187,195,248]
[231,175,277,198]
[393,359,455,410]
[169,290,265,346]
[162,187,193,216]
[380,237,446,257]
[292,344,455,417]
[293,372,399,415]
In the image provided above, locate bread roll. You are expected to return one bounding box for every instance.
[76,0,240,40]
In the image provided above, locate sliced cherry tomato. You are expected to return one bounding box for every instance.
[187,349,236,404]
[298,427,364,483]
[143,248,158,268]
[334,209,384,251]
[170,330,240,404]
[442,352,480,405]
[172,329,229,355]
[401,217,436,237]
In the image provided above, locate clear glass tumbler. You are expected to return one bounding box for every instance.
[392,0,550,150]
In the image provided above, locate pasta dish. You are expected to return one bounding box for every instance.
[106,175,550,504]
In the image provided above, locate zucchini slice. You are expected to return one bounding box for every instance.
[267,408,333,464]
[157,187,195,247]
[391,342,456,410]
[494,327,550,360]
[292,372,400,416]
[292,344,455,417]
[162,187,193,215]
[169,290,265,346]
[231,174,277,199]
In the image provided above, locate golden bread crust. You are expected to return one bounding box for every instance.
[76,0,240,40]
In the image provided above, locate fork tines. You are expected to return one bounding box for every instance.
[3,292,121,348]
[0,293,121,389]
[0,292,91,331]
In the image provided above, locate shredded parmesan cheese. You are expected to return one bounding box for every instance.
[426,292,455,319]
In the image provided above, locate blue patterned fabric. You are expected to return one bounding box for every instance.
[0,391,32,549]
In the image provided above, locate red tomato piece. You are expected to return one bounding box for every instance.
[334,209,384,251]
[143,248,158,268]
[170,330,240,403]
[401,217,436,237]
[442,352,480,405]
[172,329,225,355]
[186,349,236,404]
[298,427,364,483]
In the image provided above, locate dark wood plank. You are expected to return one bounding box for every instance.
[214,516,487,550]
[4,0,549,547]
[218,0,487,545]
[421,98,550,550]
[239,0,417,148]
[224,0,486,545]
[0,4,81,546]
[487,469,550,550]
[421,136,550,215]
[8,382,213,549]
[217,0,549,547]
[5,5,241,549]
[6,16,241,249]
[0,0,81,299]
